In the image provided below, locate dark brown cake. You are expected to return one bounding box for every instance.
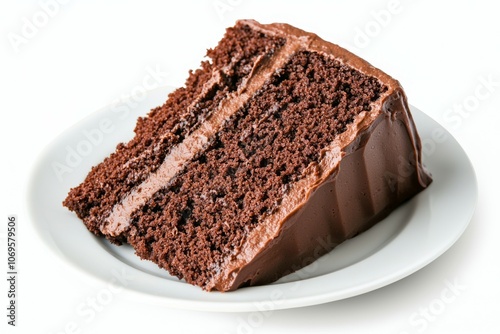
[64,20,432,291]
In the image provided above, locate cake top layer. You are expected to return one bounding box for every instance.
[239,19,401,93]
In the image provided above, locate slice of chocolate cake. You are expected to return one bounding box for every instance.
[64,20,432,291]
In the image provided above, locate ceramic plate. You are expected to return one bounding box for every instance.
[28,86,477,312]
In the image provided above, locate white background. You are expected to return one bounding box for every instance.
[1,0,499,333]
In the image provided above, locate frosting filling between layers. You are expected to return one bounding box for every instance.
[102,38,307,237]
[63,21,286,240]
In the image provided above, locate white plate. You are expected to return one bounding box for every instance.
[28,86,477,312]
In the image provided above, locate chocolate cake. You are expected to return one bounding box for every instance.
[63,20,432,291]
